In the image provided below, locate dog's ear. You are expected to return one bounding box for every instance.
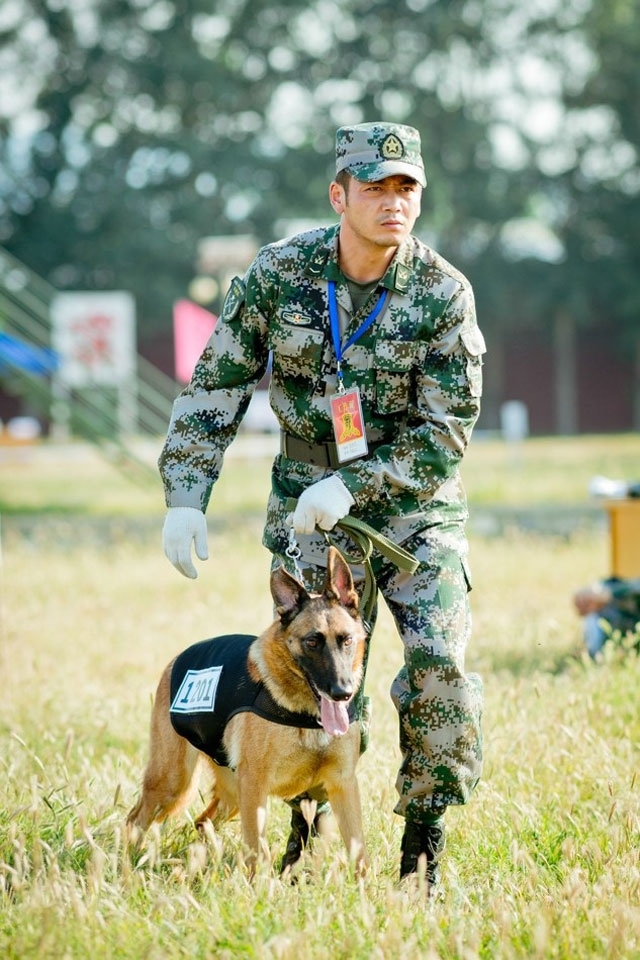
[271,566,309,622]
[324,546,359,612]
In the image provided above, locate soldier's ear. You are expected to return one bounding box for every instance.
[329,181,346,215]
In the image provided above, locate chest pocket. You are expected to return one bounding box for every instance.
[374,339,419,414]
[269,324,325,383]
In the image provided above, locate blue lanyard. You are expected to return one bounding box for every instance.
[328,280,387,391]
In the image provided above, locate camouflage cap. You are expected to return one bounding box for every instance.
[335,122,427,188]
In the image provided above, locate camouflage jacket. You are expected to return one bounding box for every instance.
[159,224,486,557]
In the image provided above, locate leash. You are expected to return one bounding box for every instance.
[329,515,419,630]
[284,499,419,631]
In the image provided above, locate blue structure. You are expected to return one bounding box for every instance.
[0,331,58,376]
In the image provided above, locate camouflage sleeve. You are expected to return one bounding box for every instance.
[339,282,485,513]
[158,266,271,510]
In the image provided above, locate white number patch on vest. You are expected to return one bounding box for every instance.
[170,666,223,714]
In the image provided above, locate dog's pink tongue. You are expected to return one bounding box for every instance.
[319,695,350,737]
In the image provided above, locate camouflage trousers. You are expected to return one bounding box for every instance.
[273,521,483,824]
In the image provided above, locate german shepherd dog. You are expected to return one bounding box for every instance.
[127,547,369,875]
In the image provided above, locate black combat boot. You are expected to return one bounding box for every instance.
[279,806,326,875]
[399,818,446,892]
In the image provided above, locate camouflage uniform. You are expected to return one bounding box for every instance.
[159,126,485,823]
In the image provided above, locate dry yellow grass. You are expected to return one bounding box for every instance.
[1,437,639,958]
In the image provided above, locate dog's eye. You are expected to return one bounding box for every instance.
[304,633,324,649]
[341,634,353,647]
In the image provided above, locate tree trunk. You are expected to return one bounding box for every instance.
[634,337,640,432]
[553,310,578,435]
[481,333,503,431]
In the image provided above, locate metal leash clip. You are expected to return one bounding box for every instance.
[285,526,304,581]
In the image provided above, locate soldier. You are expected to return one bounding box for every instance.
[159,121,485,894]
[573,578,640,657]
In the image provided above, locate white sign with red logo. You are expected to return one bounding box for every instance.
[51,291,136,388]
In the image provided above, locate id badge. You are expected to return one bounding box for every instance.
[330,386,369,463]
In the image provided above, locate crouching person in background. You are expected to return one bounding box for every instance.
[573,578,640,658]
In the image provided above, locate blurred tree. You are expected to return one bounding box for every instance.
[0,0,512,332]
[564,0,640,348]
[0,0,638,407]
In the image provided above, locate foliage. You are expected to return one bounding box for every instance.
[1,0,639,348]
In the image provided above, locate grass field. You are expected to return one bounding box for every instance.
[1,434,639,959]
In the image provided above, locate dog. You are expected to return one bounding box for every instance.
[127,546,369,875]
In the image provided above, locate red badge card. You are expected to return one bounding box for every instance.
[330,386,368,463]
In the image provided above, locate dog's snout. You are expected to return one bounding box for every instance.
[330,684,353,702]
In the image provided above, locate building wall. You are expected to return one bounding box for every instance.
[481,323,637,435]
[502,329,555,435]
[1,322,637,436]
[577,331,634,433]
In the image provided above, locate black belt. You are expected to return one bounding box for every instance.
[280,432,383,469]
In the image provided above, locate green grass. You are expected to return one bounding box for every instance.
[1,431,638,519]
[1,435,639,958]
[464,433,640,506]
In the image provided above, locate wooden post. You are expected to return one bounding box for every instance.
[553,309,578,435]
[633,337,640,432]
[480,333,503,430]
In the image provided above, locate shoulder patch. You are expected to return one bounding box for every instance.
[221,276,246,323]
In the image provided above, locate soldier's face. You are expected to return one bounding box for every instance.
[330,175,422,251]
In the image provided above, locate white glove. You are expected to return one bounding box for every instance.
[292,475,355,535]
[162,507,208,579]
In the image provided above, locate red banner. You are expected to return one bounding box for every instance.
[173,300,217,383]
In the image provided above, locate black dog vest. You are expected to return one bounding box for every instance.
[169,634,329,767]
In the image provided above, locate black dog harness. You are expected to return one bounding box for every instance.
[169,634,355,767]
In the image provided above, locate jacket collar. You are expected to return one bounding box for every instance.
[304,225,413,295]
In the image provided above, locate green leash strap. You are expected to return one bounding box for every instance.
[332,515,419,629]
[283,499,419,630]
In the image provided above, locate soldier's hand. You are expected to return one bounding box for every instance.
[292,475,355,535]
[162,507,208,579]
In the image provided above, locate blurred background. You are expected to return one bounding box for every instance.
[0,0,639,458]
